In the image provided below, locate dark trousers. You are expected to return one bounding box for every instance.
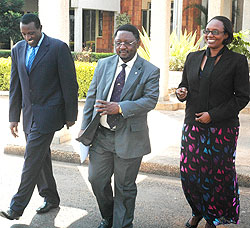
[88,126,142,228]
[10,122,60,215]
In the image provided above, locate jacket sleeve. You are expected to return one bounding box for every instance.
[120,67,160,119]
[208,54,249,122]
[176,53,190,102]
[57,42,78,122]
[9,48,22,122]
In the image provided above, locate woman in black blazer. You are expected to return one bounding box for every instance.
[176,16,249,228]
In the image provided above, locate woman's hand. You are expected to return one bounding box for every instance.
[176,87,188,100]
[195,112,211,124]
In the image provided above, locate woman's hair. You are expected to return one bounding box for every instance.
[208,16,234,45]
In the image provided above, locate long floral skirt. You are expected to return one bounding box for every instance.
[180,124,240,226]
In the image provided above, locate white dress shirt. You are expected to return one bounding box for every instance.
[100,53,138,129]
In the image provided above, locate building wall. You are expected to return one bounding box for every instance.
[121,0,143,30]
[96,12,115,53]
[182,0,201,37]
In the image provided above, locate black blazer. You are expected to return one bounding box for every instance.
[9,34,78,133]
[178,47,249,127]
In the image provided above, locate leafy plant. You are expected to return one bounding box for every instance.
[0,0,24,43]
[115,13,131,29]
[169,30,203,71]
[137,27,150,61]
[228,30,250,59]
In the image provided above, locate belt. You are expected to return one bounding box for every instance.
[99,125,116,132]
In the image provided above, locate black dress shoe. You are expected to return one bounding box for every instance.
[185,216,203,228]
[0,209,21,220]
[98,218,113,228]
[36,202,59,214]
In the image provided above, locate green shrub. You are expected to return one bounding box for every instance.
[0,57,11,90]
[229,30,250,59]
[0,57,97,98]
[75,61,97,99]
[0,49,11,58]
[90,52,115,62]
[169,30,203,71]
[71,52,115,62]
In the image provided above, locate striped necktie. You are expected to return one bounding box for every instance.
[27,47,36,73]
[107,63,127,129]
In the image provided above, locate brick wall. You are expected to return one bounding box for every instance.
[182,0,202,39]
[96,11,114,53]
[121,0,142,31]
[96,0,143,53]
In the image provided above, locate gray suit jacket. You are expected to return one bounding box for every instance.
[81,54,160,159]
[9,34,78,134]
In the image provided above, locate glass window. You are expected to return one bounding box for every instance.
[98,11,103,36]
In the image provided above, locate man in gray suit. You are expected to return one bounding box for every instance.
[78,24,160,228]
[0,14,78,220]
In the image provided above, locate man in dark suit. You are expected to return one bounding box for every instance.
[0,14,78,220]
[78,24,160,228]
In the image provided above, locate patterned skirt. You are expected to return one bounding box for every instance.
[180,124,240,226]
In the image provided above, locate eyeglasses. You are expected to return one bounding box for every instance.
[203,29,225,35]
[114,40,137,47]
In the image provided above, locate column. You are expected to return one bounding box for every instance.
[38,0,70,44]
[173,0,183,39]
[208,0,232,21]
[74,7,83,52]
[150,0,171,101]
[242,0,250,31]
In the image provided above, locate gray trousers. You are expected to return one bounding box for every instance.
[88,126,142,228]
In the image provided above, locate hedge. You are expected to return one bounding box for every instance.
[0,49,11,58]
[0,57,11,91]
[0,57,97,98]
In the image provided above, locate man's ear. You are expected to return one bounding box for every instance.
[136,40,141,49]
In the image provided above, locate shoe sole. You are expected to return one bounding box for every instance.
[0,211,20,220]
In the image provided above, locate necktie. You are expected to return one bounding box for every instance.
[107,63,127,129]
[198,46,225,112]
[27,47,36,73]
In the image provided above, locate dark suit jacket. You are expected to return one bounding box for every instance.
[81,54,160,159]
[9,34,78,134]
[178,47,249,127]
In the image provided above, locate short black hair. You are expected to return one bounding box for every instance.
[208,16,234,45]
[20,13,41,29]
[114,24,140,40]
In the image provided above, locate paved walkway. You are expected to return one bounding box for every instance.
[1,94,250,186]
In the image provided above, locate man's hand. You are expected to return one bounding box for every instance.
[66,121,75,129]
[10,122,19,138]
[176,87,188,100]
[195,112,211,124]
[95,100,119,116]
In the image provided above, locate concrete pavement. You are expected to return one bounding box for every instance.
[1,94,250,187]
[1,153,250,228]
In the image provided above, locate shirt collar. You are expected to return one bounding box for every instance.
[27,32,44,50]
[118,53,138,68]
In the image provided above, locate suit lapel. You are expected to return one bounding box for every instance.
[30,35,49,73]
[20,42,29,77]
[194,51,205,81]
[120,55,143,100]
[102,56,119,100]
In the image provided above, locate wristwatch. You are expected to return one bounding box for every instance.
[118,104,122,114]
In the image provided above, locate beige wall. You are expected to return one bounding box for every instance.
[142,0,151,10]
[208,0,232,21]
